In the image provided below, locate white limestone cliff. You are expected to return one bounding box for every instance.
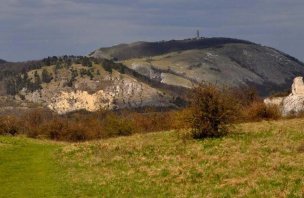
[48,90,115,114]
[264,77,304,116]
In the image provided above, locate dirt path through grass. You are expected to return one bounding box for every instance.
[0,136,67,198]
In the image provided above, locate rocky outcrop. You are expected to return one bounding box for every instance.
[264,77,304,116]
[48,90,115,114]
[16,67,173,114]
[291,77,304,95]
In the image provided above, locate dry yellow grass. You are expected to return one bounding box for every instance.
[56,118,304,197]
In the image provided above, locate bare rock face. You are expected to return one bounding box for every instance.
[48,90,115,114]
[18,68,173,114]
[265,77,304,116]
[281,95,304,115]
[292,77,304,95]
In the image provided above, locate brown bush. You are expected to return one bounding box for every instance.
[0,116,20,135]
[101,113,135,137]
[0,108,192,140]
[22,109,54,138]
[40,118,67,140]
[129,111,175,133]
[241,101,281,121]
[38,115,105,141]
[62,122,90,141]
[230,86,282,122]
[187,84,239,139]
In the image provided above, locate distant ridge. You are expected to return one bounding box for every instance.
[0,59,7,64]
[90,37,255,60]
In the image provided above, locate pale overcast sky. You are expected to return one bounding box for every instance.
[0,0,303,61]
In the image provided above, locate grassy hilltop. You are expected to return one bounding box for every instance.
[1,118,304,197]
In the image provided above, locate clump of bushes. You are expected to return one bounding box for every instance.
[0,108,178,142]
[240,101,281,121]
[128,110,175,133]
[0,116,20,135]
[230,85,282,122]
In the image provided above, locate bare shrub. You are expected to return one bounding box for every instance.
[187,84,239,139]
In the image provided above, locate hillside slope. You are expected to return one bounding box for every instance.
[91,38,304,95]
[0,57,176,114]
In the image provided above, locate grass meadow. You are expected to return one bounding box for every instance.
[0,118,304,197]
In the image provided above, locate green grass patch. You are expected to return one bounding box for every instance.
[0,136,68,198]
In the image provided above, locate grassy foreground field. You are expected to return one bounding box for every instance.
[0,137,68,197]
[0,119,304,197]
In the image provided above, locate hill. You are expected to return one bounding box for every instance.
[1,118,304,197]
[0,56,177,114]
[90,38,254,60]
[91,37,304,95]
[1,37,304,113]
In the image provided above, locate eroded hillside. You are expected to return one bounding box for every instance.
[0,57,175,114]
[91,38,304,95]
